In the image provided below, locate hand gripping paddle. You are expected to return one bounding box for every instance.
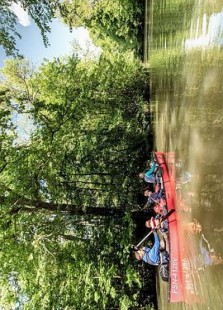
[132,209,175,251]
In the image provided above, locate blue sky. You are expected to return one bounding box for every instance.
[0,3,100,144]
[0,3,98,68]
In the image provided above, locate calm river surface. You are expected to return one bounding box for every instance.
[145,0,223,309]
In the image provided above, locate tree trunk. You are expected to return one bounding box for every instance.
[1,195,152,219]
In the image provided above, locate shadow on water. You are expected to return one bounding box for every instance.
[146,0,223,309]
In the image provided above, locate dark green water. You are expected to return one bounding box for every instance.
[145,0,223,309]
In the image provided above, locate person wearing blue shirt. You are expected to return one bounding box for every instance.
[134,232,161,266]
[139,161,159,184]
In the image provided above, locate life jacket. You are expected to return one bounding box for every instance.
[153,198,166,214]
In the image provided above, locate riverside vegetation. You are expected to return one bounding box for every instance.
[0,1,158,309]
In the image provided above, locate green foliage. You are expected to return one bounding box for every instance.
[0,1,154,308]
[0,212,143,309]
[0,52,149,209]
[1,0,144,63]
[60,0,144,55]
[0,52,151,308]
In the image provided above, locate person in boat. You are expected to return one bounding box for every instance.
[145,216,169,253]
[153,201,167,215]
[143,187,165,204]
[145,216,168,234]
[139,160,160,184]
[134,230,161,266]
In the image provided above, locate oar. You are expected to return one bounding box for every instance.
[132,209,175,251]
[132,230,154,251]
[159,208,175,222]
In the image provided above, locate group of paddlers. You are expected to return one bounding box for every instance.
[134,155,223,272]
[134,158,170,267]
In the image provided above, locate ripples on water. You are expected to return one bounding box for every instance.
[146,0,223,309]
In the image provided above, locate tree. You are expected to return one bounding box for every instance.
[60,0,144,54]
[0,208,145,309]
[0,53,153,308]
[0,53,149,210]
[0,0,61,56]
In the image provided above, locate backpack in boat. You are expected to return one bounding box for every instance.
[159,250,169,282]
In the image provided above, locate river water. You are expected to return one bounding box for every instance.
[145,0,223,309]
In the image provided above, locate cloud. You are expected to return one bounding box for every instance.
[10,3,31,27]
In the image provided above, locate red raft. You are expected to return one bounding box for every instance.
[154,152,200,303]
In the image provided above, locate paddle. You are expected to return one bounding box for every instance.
[132,208,175,251]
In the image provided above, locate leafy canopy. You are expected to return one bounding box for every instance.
[0,52,150,308]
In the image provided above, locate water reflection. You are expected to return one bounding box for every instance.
[147,0,223,308]
[184,11,223,49]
